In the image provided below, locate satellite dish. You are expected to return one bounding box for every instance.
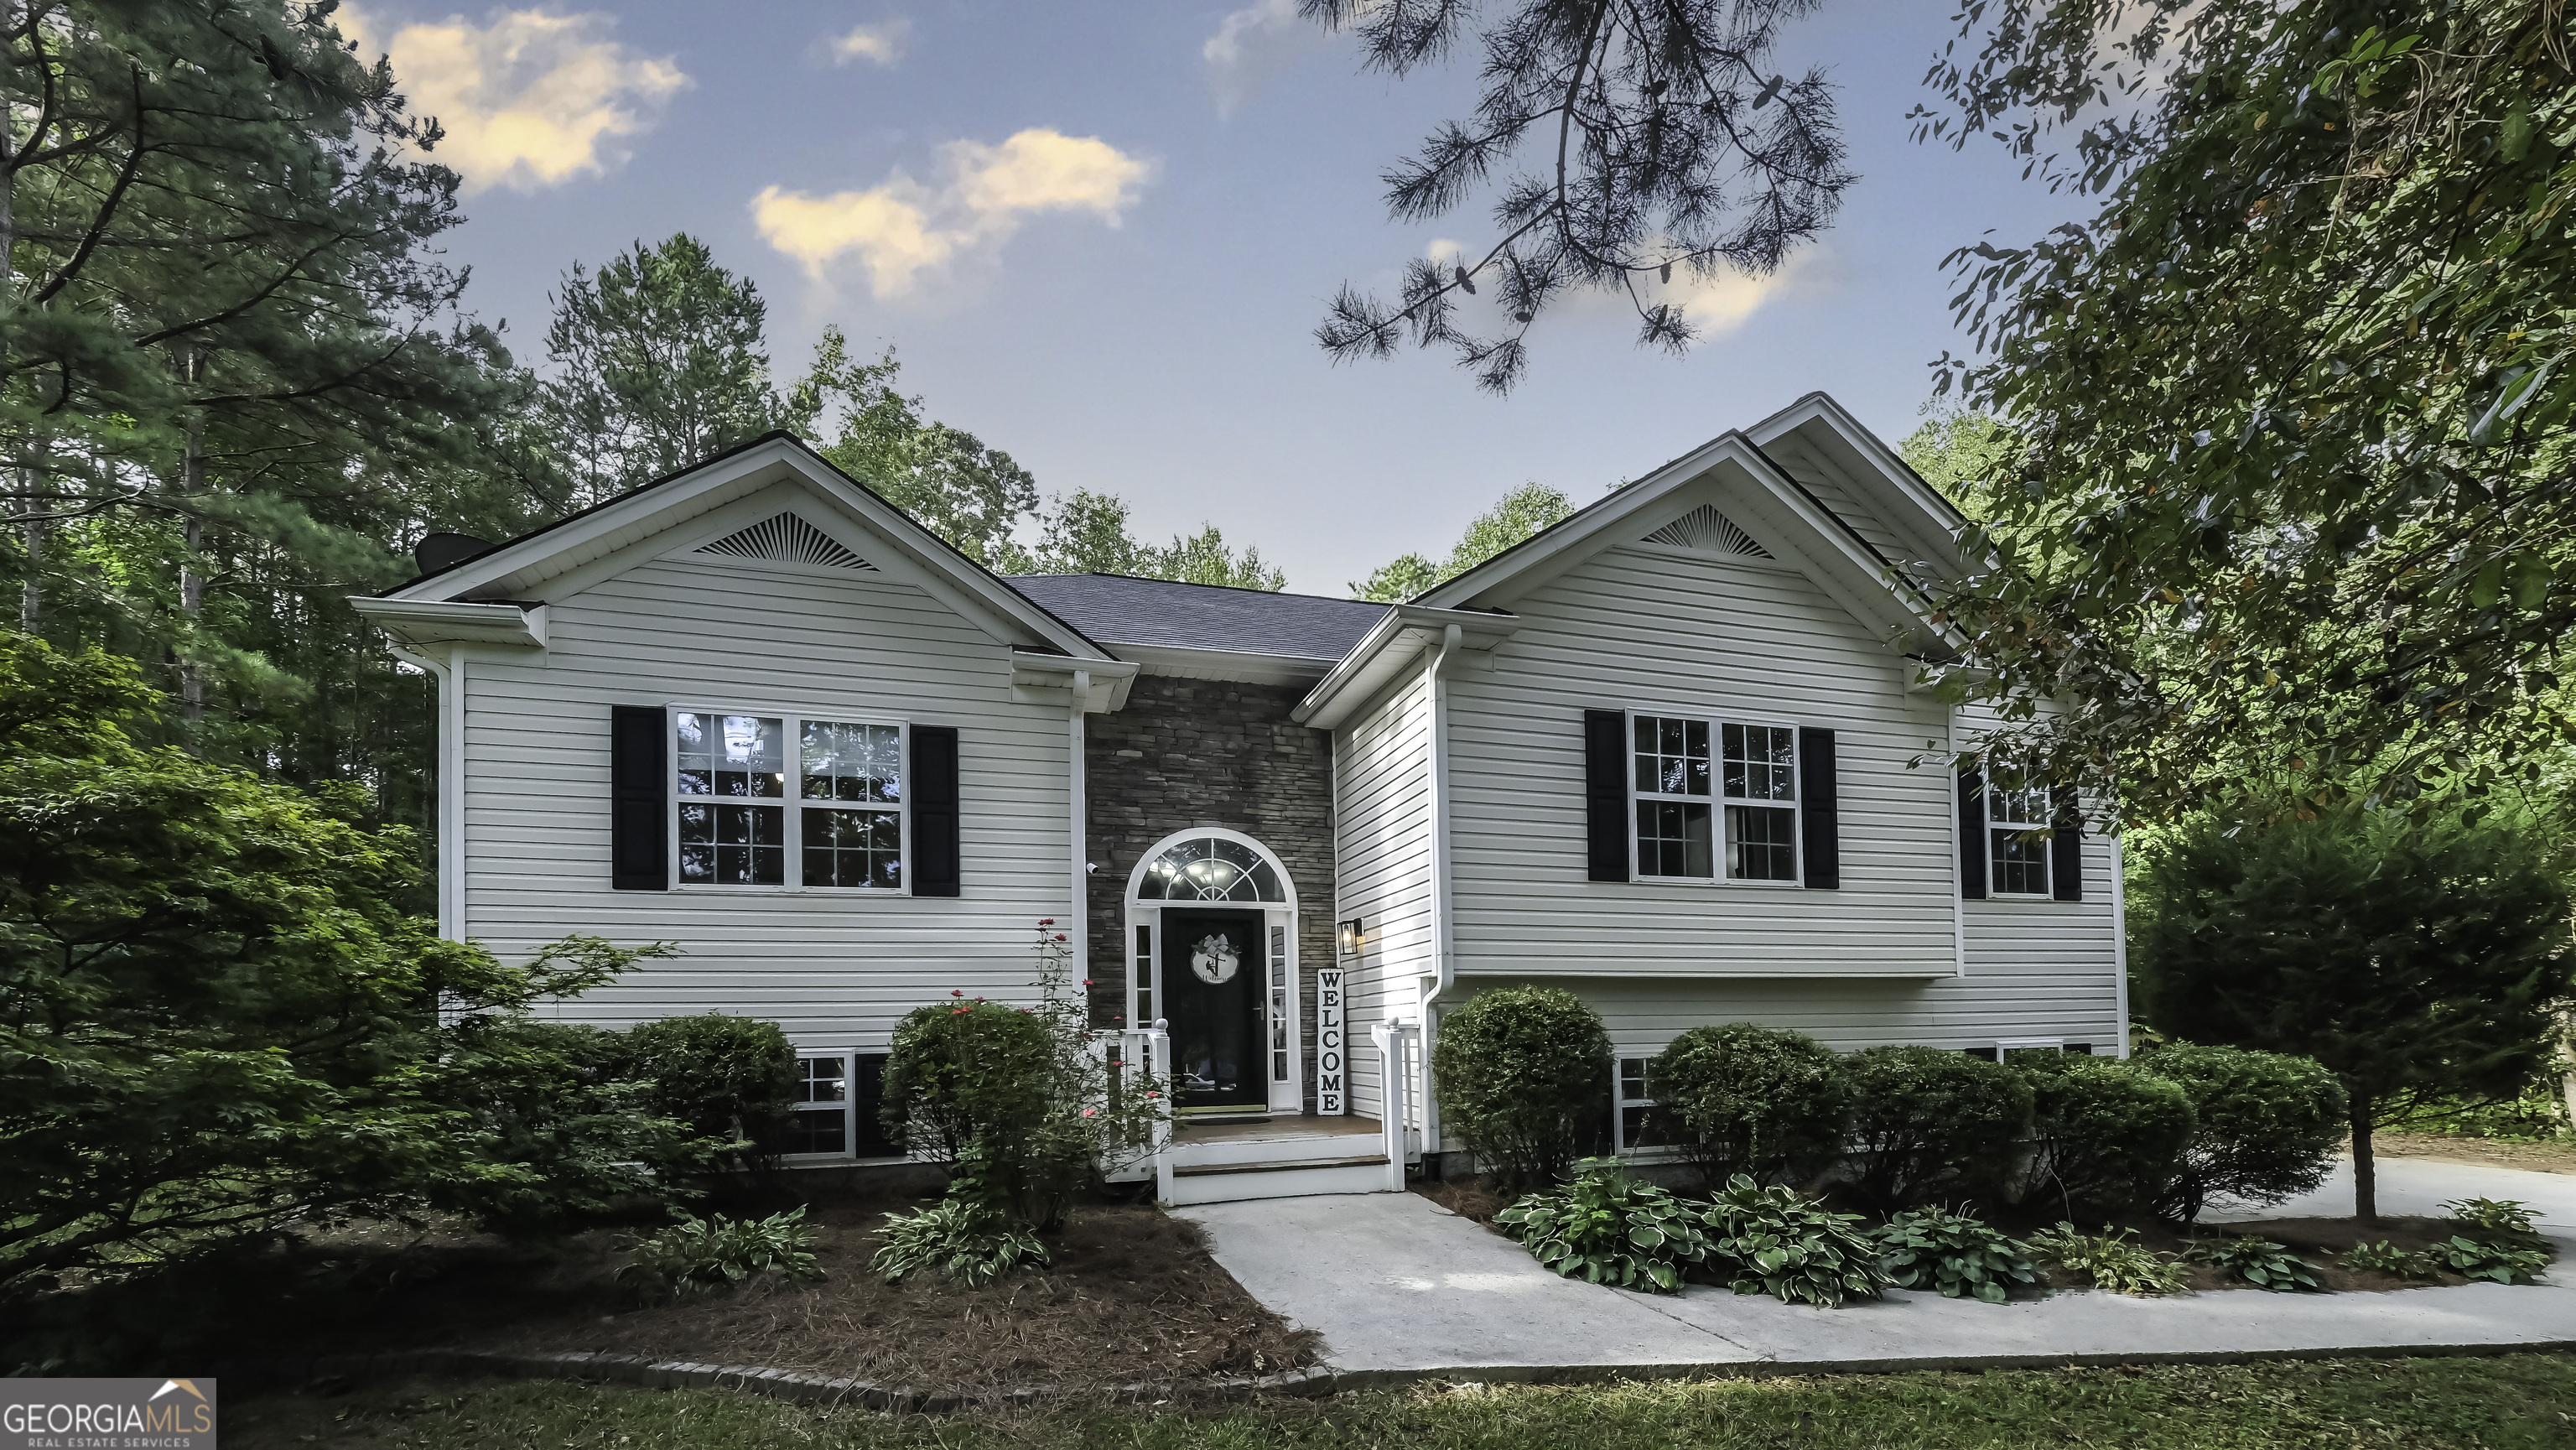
[414,533,493,576]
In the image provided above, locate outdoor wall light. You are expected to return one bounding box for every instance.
[1338,918,1363,957]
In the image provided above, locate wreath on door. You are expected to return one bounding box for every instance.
[1189,933,1240,985]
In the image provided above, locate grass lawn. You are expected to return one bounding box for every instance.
[233,1354,2576,1450]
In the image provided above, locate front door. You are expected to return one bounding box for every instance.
[1161,909,1266,1111]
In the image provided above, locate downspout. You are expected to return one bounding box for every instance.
[2109,829,2132,1059]
[1069,669,1090,993]
[1948,702,1967,978]
[1422,623,1462,1160]
[1426,624,1462,1004]
[390,643,464,942]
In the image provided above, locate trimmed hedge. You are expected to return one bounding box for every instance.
[2013,1052,2194,1214]
[614,1013,797,1153]
[2143,1042,2347,1224]
[1841,1045,2033,1207]
[1646,1023,1850,1189]
[880,999,1053,1166]
[1432,986,1613,1193]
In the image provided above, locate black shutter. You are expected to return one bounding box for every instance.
[1957,767,1987,900]
[853,1052,897,1157]
[2050,784,2085,902]
[1583,709,1629,882]
[610,704,667,891]
[1797,725,1840,889]
[911,725,960,897]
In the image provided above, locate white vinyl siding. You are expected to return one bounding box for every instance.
[1328,665,1434,1120]
[455,551,1072,1043]
[1445,542,1956,977]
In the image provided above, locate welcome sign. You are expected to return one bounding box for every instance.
[1315,967,1347,1114]
[3,1380,216,1450]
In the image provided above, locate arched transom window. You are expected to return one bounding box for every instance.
[1135,834,1288,902]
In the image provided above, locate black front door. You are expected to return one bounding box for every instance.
[1162,909,1266,1110]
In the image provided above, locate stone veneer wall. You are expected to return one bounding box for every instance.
[1083,675,1336,1114]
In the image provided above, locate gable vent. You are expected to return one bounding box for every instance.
[1643,504,1773,559]
[697,512,875,571]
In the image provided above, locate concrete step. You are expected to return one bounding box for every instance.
[1170,1130,1392,1170]
[1164,1156,1400,1206]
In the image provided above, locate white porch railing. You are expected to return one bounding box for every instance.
[1370,1019,1424,1191]
[1091,1021,1174,1202]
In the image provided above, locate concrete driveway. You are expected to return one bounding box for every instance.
[1176,1155,2576,1381]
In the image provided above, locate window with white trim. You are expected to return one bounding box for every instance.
[1613,1057,1678,1155]
[673,710,905,889]
[1986,764,2052,897]
[1632,712,1799,882]
[787,1053,852,1155]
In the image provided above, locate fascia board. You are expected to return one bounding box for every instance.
[1293,604,1519,729]
[1414,430,1753,612]
[1104,641,1342,687]
[382,438,1114,663]
[348,596,543,648]
[1010,651,1141,711]
[1748,392,1970,568]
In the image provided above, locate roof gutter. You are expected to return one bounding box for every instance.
[1291,603,1519,730]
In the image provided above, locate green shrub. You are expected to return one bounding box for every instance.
[1433,986,1613,1193]
[2194,1234,2323,1291]
[1646,1024,1851,1189]
[2026,1224,2190,1297]
[2341,1240,2438,1278]
[1841,1046,2034,1207]
[1701,1175,1891,1307]
[2431,1234,2551,1285]
[614,1013,797,1156]
[617,1207,824,1302]
[870,1200,1050,1288]
[883,998,1054,1165]
[2013,1053,2194,1214]
[1874,1204,2040,1303]
[2444,1197,2541,1238]
[2142,1043,2347,1224]
[881,924,1167,1233]
[1493,1166,1715,1293]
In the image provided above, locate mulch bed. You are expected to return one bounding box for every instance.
[16,1193,1315,1397]
[496,1202,1317,1392]
[1410,1173,2532,1295]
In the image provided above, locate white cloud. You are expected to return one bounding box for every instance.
[344,5,687,192]
[828,18,911,66]
[1657,251,1815,336]
[1202,0,1320,117]
[752,130,1152,298]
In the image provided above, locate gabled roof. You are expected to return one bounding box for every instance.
[1409,394,1963,646]
[1006,574,1388,660]
[371,431,1115,665]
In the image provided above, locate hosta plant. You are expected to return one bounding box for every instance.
[2341,1240,2439,1279]
[870,1199,1050,1287]
[1494,1167,1715,1293]
[2194,1234,2323,1292]
[2026,1224,2190,1297]
[619,1207,826,1302]
[2430,1234,2551,1286]
[2443,1198,2541,1239]
[1700,1175,1891,1308]
[1874,1204,2040,1304]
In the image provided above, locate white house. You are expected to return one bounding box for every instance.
[355,392,2126,1203]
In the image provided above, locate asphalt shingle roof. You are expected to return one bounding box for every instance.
[1006,574,1388,660]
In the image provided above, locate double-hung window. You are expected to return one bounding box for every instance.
[674,710,906,890]
[1632,713,1800,882]
[1986,765,2053,897]
[787,1053,852,1154]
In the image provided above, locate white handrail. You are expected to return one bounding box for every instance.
[1088,1022,1175,1201]
[1370,1020,1421,1192]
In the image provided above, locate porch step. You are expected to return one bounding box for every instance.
[1170,1131,1388,1171]
[1163,1156,1400,1207]
[1173,1153,1389,1178]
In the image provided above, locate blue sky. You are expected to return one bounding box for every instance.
[343,2,2092,595]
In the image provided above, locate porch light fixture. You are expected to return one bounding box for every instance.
[1338,918,1363,957]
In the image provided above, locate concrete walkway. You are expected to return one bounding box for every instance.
[1177,1156,2576,1382]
